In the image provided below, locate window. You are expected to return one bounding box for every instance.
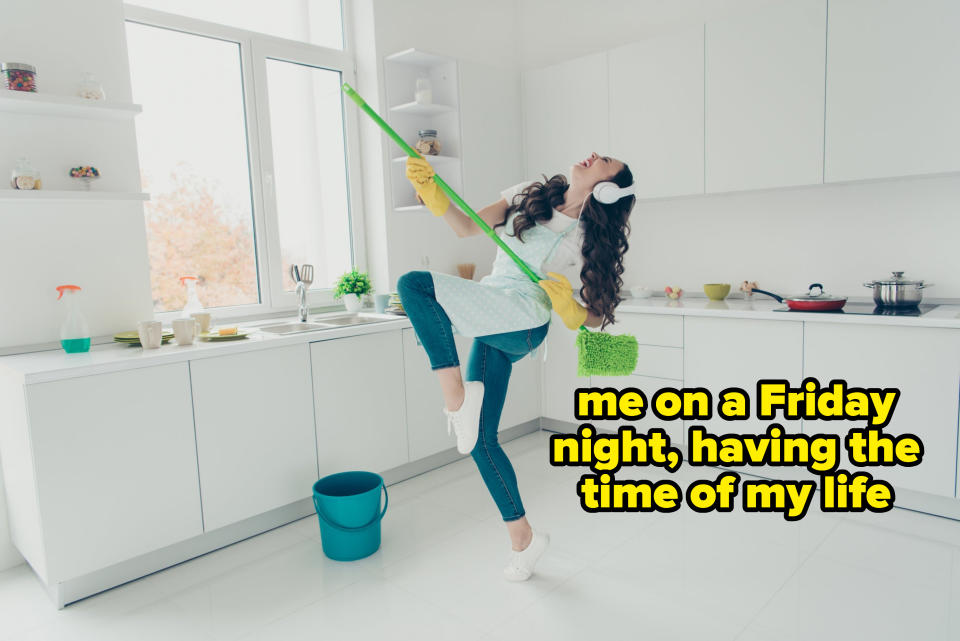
[125,1,359,315]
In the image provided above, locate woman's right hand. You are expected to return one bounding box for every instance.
[406,157,450,216]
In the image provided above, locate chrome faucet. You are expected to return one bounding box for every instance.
[291,264,314,322]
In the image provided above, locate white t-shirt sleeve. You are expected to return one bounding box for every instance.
[499,180,535,207]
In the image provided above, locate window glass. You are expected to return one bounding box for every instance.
[126,0,344,49]
[265,59,352,291]
[127,22,260,312]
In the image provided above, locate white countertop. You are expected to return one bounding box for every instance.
[617,296,960,328]
[0,312,413,384]
[3,299,959,384]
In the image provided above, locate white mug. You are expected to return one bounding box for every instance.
[172,318,199,346]
[137,320,163,349]
[191,312,212,334]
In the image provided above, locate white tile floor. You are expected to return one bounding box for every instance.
[1,430,959,640]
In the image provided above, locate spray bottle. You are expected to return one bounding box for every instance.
[179,276,203,318]
[56,285,91,353]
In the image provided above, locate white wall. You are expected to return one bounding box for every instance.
[0,0,153,352]
[516,0,960,299]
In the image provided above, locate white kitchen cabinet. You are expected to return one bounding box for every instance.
[803,323,960,498]
[312,331,408,474]
[522,52,609,179]
[24,363,202,581]
[591,374,685,446]
[190,345,318,531]
[402,328,464,459]
[609,26,704,198]
[824,0,960,182]
[684,316,803,440]
[705,0,826,192]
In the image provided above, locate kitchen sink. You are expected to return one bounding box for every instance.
[258,314,392,335]
[313,313,391,327]
[259,322,329,334]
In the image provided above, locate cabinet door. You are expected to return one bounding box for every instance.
[540,321,582,424]
[684,316,803,436]
[705,0,826,192]
[609,26,704,198]
[825,0,960,182]
[313,331,408,474]
[803,323,960,497]
[523,52,609,179]
[591,375,685,446]
[26,363,202,580]
[190,345,318,531]
[402,328,471,459]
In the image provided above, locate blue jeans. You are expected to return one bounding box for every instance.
[397,270,549,522]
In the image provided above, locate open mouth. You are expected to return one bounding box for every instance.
[578,157,594,168]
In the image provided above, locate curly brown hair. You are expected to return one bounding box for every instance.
[496,166,635,328]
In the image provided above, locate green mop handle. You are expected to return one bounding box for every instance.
[341,82,540,284]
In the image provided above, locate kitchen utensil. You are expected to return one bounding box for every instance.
[191,312,212,333]
[343,82,638,377]
[863,271,930,307]
[291,264,301,285]
[703,283,731,301]
[172,318,199,345]
[300,264,314,289]
[137,320,164,349]
[752,283,847,311]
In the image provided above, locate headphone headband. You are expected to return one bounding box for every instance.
[592,181,636,204]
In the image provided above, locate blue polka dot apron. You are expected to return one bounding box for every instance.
[429,210,580,339]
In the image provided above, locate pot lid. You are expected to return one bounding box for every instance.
[869,271,924,285]
[785,283,845,301]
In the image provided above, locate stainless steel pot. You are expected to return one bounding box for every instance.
[863,271,930,307]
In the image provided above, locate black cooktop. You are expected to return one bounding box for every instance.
[773,303,939,317]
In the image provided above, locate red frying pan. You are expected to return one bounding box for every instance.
[752,283,847,311]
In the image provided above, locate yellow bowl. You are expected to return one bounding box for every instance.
[703,283,731,301]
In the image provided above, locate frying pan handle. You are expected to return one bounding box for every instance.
[808,283,824,297]
[750,288,783,303]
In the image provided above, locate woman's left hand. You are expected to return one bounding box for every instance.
[538,272,588,330]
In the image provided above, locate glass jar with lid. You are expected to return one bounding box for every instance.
[76,72,105,100]
[11,157,41,190]
[2,62,37,92]
[415,129,441,156]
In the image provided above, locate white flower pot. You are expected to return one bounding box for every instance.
[343,294,362,312]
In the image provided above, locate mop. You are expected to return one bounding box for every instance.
[342,83,638,377]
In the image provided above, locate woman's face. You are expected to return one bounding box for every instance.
[570,151,625,190]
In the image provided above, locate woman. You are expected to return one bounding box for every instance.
[396,151,636,581]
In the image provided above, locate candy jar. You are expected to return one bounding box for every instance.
[69,166,100,190]
[415,129,441,156]
[11,157,41,190]
[76,72,105,100]
[2,63,37,92]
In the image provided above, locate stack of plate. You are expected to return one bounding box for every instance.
[113,330,174,346]
[198,329,249,342]
[386,292,405,315]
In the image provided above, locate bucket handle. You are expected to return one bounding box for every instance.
[313,484,389,533]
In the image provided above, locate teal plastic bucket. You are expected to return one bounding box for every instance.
[312,471,388,561]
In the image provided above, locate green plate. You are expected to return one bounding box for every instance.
[114,330,174,341]
[199,330,249,341]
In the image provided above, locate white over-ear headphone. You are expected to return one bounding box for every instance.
[592,181,636,204]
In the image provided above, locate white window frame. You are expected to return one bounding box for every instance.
[123,3,367,321]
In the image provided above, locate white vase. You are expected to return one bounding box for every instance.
[343,294,362,312]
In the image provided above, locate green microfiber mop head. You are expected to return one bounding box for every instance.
[576,327,639,377]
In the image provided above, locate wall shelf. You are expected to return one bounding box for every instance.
[391,155,459,164]
[384,48,451,69]
[394,204,427,212]
[0,91,142,120]
[388,101,454,116]
[0,190,150,201]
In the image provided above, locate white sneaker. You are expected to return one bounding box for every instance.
[443,380,484,454]
[503,529,550,582]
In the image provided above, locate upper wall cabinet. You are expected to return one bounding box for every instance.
[609,26,704,199]
[824,0,960,182]
[705,0,826,193]
[523,52,609,179]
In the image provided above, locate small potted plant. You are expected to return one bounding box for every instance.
[333,267,372,312]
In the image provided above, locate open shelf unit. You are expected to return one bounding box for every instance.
[0,91,141,121]
[0,190,149,201]
[383,48,463,212]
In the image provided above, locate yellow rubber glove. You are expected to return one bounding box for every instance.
[405,157,450,216]
[538,272,588,330]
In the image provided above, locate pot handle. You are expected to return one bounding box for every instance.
[863,281,877,288]
[750,288,783,303]
[808,283,824,297]
[918,283,932,289]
